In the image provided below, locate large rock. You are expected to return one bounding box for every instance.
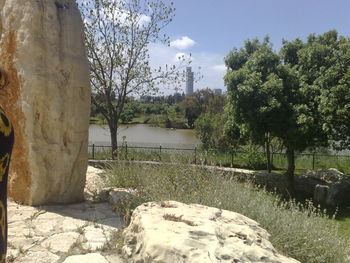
[0,0,90,205]
[301,168,344,184]
[123,201,300,263]
[297,169,350,206]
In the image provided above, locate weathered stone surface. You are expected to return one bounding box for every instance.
[41,232,81,253]
[63,253,109,263]
[326,176,350,206]
[298,169,350,206]
[0,0,90,205]
[7,200,125,262]
[84,166,107,201]
[302,168,345,183]
[16,251,60,263]
[314,184,329,203]
[123,201,300,263]
[83,225,110,251]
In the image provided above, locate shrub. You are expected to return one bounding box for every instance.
[105,161,350,263]
[239,144,267,169]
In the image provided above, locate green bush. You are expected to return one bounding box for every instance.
[239,144,267,169]
[105,162,350,263]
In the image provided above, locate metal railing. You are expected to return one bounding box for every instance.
[88,144,350,172]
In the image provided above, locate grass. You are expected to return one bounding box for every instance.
[335,207,350,239]
[104,161,350,263]
[89,146,350,174]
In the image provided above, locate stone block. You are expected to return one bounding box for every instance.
[0,0,90,205]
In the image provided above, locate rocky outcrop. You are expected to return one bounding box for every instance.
[0,0,90,205]
[296,169,350,206]
[123,201,300,263]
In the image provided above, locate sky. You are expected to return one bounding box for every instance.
[150,0,350,95]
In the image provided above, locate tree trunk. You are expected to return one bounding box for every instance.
[285,146,295,194]
[110,125,118,159]
[265,133,272,173]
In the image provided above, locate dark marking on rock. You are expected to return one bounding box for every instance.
[55,1,70,9]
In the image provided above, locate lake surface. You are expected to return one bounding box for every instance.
[89,124,199,148]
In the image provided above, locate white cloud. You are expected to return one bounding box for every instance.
[212,64,226,72]
[170,36,196,50]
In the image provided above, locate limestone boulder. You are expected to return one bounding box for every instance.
[326,176,350,206]
[84,166,107,201]
[301,168,344,183]
[123,201,300,263]
[0,0,90,205]
[297,169,350,206]
[63,253,110,263]
[313,184,329,203]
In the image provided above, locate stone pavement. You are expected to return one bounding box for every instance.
[6,166,126,263]
[7,201,125,263]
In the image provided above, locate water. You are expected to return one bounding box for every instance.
[89,124,199,148]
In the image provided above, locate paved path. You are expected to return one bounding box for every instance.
[6,166,126,263]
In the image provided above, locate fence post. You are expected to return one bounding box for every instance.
[92,144,95,160]
[312,152,315,170]
[194,147,197,164]
[159,145,162,161]
[231,150,234,168]
[125,142,128,159]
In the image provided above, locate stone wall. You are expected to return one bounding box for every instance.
[0,0,90,205]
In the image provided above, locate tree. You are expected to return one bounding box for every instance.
[225,38,287,173]
[195,113,229,151]
[295,31,350,151]
[181,89,224,128]
[225,31,350,184]
[79,0,186,156]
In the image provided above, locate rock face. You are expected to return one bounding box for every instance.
[0,0,90,205]
[297,169,350,206]
[123,201,300,263]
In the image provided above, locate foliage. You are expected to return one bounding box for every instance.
[140,92,186,105]
[225,38,292,173]
[79,0,187,154]
[239,144,267,169]
[181,88,225,128]
[194,113,229,151]
[225,31,350,178]
[105,162,350,263]
[120,102,136,123]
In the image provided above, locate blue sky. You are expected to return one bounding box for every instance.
[151,0,350,94]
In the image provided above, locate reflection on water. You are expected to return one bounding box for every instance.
[89,124,199,148]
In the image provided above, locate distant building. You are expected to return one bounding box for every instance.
[214,88,222,95]
[186,67,194,96]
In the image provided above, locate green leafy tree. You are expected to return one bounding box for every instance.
[79,0,186,156]
[225,38,287,173]
[120,102,136,123]
[195,113,229,151]
[225,31,350,182]
[181,89,224,128]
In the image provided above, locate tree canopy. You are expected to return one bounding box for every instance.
[225,30,350,178]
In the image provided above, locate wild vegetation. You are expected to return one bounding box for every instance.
[225,31,350,180]
[105,161,350,263]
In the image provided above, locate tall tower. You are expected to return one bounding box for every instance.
[186,67,194,96]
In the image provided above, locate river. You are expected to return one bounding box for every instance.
[89,124,199,148]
